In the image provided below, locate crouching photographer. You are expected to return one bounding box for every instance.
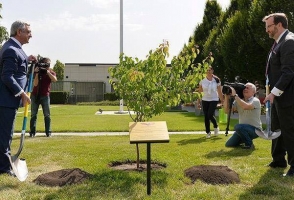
[29,57,57,137]
[223,82,262,150]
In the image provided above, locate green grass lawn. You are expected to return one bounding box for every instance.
[14,105,239,133]
[2,105,292,199]
[2,134,294,199]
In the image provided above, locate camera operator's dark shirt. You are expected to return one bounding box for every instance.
[32,71,56,96]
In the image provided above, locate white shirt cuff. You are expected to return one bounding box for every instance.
[15,90,24,97]
[271,87,283,96]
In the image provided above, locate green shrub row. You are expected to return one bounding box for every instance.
[77,100,120,106]
[104,92,119,101]
[50,92,119,105]
[50,91,68,104]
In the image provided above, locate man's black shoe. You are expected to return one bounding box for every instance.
[242,144,255,150]
[46,132,51,137]
[268,161,287,168]
[283,167,294,177]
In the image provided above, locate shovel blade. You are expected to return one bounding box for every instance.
[10,158,28,182]
[255,129,281,140]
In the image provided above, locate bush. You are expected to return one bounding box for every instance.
[77,100,120,106]
[50,91,69,104]
[104,93,119,101]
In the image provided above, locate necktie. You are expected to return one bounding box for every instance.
[265,41,277,76]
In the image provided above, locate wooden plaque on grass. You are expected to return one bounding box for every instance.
[129,121,169,144]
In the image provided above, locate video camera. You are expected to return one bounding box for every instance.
[222,82,246,99]
[35,62,50,75]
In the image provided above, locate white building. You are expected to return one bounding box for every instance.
[64,63,117,93]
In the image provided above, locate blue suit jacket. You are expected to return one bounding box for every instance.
[0,38,29,108]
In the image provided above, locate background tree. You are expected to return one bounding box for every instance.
[0,3,9,48]
[202,0,239,79]
[187,0,294,86]
[53,60,65,80]
[192,0,222,65]
[217,0,294,83]
[249,0,294,52]
[218,11,264,82]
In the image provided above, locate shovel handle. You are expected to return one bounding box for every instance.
[13,63,35,159]
[265,77,270,96]
[265,84,269,96]
[22,63,35,130]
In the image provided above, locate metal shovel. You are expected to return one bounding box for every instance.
[255,79,281,140]
[8,63,35,181]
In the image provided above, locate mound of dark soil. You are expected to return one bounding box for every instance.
[184,165,240,185]
[33,168,93,187]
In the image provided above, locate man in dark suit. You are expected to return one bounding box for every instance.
[262,13,294,177]
[0,20,36,176]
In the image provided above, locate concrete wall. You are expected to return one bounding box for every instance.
[64,63,117,93]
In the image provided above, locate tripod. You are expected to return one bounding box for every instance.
[225,96,235,136]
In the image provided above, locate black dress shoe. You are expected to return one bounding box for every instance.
[268,161,287,168]
[283,167,294,177]
[46,132,52,137]
[242,144,255,150]
[29,133,35,137]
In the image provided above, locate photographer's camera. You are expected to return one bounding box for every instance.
[36,62,49,74]
[222,82,246,98]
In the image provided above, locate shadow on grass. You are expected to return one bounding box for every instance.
[41,169,168,199]
[205,148,254,158]
[177,136,223,145]
[239,168,294,199]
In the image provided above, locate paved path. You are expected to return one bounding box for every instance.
[14,131,235,137]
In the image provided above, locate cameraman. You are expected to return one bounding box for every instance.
[223,82,262,149]
[29,57,57,137]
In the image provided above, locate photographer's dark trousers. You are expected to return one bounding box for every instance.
[30,95,51,135]
[202,100,218,134]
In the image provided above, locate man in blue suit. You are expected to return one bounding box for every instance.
[263,13,294,177]
[0,20,36,176]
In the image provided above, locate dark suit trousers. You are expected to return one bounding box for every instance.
[271,102,294,166]
[0,106,17,172]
